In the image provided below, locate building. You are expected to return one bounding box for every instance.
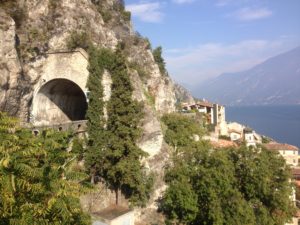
[263,142,299,167]
[213,104,225,126]
[181,101,226,128]
[244,128,262,147]
[193,101,214,124]
[228,129,243,141]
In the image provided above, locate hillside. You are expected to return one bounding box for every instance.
[0,0,176,223]
[193,46,300,105]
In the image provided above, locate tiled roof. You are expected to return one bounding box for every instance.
[292,168,300,176]
[211,139,238,148]
[196,101,213,108]
[263,142,299,151]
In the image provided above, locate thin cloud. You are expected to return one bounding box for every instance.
[172,0,196,4]
[165,39,287,85]
[215,0,232,7]
[126,2,164,23]
[231,7,273,21]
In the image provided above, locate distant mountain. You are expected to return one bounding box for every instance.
[193,46,300,105]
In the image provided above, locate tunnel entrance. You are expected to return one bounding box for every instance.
[32,78,87,125]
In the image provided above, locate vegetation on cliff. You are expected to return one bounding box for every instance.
[83,44,153,206]
[153,46,167,75]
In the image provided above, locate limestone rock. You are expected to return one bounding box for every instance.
[0,10,22,116]
[0,0,177,223]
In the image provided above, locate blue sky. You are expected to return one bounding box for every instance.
[125,0,300,87]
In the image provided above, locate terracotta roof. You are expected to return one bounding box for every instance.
[292,168,300,176]
[263,142,299,151]
[211,139,238,148]
[196,101,213,108]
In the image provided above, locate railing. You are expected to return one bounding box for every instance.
[21,120,88,135]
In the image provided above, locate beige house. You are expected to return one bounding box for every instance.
[228,129,243,141]
[263,142,299,167]
[182,101,227,134]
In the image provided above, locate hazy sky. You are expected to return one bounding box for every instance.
[125,0,300,87]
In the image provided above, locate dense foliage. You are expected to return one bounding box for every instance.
[84,47,106,184]
[85,46,153,206]
[161,113,205,151]
[0,112,91,225]
[160,114,295,225]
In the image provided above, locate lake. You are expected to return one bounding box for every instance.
[226,105,300,148]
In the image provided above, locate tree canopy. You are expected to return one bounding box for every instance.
[160,113,295,225]
[0,112,91,225]
[85,46,153,206]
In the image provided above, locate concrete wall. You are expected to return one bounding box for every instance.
[31,50,89,126]
[32,79,87,126]
[245,133,256,147]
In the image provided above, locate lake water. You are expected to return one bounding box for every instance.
[226,105,300,148]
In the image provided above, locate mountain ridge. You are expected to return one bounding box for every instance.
[192,46,300,105]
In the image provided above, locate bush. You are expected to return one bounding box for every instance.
[66,31,92,50]
[122,10,131,21]
[153,46,167,75]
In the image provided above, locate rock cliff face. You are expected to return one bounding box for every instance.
[0,0,176,223]
[0,0,175,118]
[174,83,195,105]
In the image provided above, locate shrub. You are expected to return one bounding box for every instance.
[122,11,131,21]
[66,31,92,50]
[153,46,167,75]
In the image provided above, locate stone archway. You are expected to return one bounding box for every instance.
[32,78,88,126]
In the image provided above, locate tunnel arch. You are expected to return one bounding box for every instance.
[31,78,88,125]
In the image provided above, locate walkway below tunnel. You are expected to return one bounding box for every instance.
[22,120,88,135]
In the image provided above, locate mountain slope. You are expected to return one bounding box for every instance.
[193,46,300,105]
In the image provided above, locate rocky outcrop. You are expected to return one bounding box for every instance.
[174,83,195,105]
[0,0,176,223]
[0,10,22,116]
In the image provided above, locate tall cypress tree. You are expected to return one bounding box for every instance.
[85,47,106,184]
[104,48,153,206]
[85,46,153,206]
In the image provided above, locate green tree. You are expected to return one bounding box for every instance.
[160,179,199,224]
[228,146,295,225]
[160,115,295,225]
[84,47,153,206]
[161,113,205,151]
[0,112,91,225]
[103,48,153,206]
[85,47,107,184]
[153,46,167,75]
